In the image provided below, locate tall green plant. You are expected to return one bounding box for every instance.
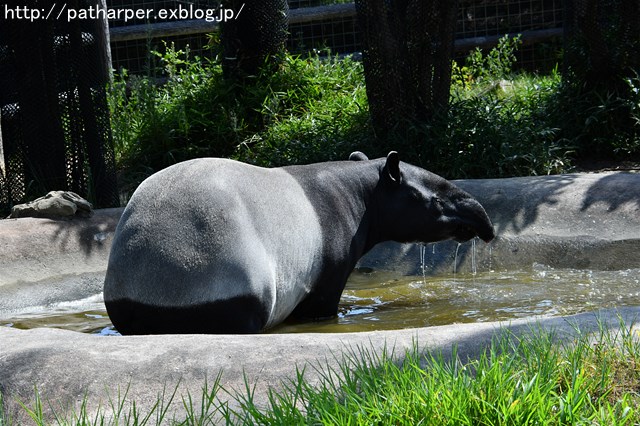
[108,44,225,191]
[549,71,640,160]
[451,35,522,94]
[394,36,570,178]
[108,47,370,190]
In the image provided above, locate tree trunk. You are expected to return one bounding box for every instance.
[221,0,289,79]
[355,0,458,139]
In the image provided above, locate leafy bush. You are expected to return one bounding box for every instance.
[548,71,640,160]
[392,36,571,178]
[108,46,370,191]
[422,75,570,178]
[452,35,522,91]
[109,44,228,189]
[232,53,371,166]
[109,34,637,189]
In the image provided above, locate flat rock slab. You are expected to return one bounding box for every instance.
[1,171,639,422]
[9,191,93,219]
[2,307,639,424]
[0,208,121,315]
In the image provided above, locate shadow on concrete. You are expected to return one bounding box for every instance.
[458,174,581,237]
[45,208,122,258]
[580,172,640,212]
[426,172,640,274]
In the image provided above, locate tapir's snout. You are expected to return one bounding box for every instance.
[452,197,495,243]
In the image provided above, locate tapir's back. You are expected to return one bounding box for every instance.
[103,158,324,333]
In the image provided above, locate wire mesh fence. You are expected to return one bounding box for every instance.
[0,0,120,214]
[107,0,564,75]
[456,0,563,71]
[288,7,359,55]
[457,0,563,38]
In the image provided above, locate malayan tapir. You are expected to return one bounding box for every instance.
[104,152,495,334]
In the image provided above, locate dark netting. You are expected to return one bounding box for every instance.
[355,0,458,138]
[563,0,640,86]
[221,0,289,78]
[0,0,119,215]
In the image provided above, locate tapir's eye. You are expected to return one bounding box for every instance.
[433,197,444,211]
[410,189,423,201]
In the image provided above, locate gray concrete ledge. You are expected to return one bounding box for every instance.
[1,307,639,424]
[1,171,639,312]
[1,171,639,423]
[0,208,121,316]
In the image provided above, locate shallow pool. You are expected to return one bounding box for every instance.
[2,265,639,334]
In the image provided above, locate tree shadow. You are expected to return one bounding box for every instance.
[456,174,582,237]
[393,171,640,276]
[580,172,640,213]
[45,208,122,258]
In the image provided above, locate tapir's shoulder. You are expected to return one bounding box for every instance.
[150,158,284,183]
[281,158,386,182]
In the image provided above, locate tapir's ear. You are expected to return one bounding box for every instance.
[384,151,402,184]
[349,151,368,161]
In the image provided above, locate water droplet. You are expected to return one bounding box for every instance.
[420,243,427,285]
[453,243,461,274]
[471,238,477,276]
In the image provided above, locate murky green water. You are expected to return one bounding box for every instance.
[2,266,639,335]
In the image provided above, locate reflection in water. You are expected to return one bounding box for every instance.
[272,265,640,333]
[2,266,639,335]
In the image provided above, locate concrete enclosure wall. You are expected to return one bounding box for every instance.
[1,171,639,314]
[1,171,639,424]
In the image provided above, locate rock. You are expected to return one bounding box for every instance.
[9,191,93,219]
[58,191,93,214]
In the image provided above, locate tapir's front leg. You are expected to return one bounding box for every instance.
[289,273,349,321]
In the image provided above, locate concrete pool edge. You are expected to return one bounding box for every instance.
[1,307,639,423]
[1,170,639,422]
[1,171,639,311]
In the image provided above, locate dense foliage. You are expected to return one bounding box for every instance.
[108,37,639,192]
[108,45,370,192]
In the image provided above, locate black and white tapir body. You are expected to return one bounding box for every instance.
[104,152,495,334]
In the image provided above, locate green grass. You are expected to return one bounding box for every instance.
[410,70,568,179]
[3,319,640,425]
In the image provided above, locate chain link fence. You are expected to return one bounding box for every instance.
[108,0,563,75]
[457,0,563,71]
